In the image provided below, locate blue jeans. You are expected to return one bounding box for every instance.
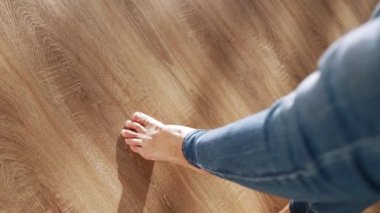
[182,4,380,213]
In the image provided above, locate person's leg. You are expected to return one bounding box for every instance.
[121,110,380,213]
[120,5,380,213]
[288,6,380,212]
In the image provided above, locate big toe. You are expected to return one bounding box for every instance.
[131,112,164,127]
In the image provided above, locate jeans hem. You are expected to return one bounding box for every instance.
[182,129,206,168]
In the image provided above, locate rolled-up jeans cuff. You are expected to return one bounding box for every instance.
[182,129,207,168]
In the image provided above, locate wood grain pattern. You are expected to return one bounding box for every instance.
[0,0,378,212]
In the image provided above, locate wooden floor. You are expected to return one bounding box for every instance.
[0,0,378,212]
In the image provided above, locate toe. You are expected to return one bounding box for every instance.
[121,129,138,138]
[131,112,163,127]
[125,138,143,146]
[124,120,147,133]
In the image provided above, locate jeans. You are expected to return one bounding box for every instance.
[182,4,380,213]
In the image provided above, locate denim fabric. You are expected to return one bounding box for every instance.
[182,5,380,213]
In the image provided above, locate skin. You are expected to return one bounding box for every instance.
[121,112,290,213]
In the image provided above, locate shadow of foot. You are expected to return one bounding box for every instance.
[116,136,154,213]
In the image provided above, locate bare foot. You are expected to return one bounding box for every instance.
[120,112,203,172]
